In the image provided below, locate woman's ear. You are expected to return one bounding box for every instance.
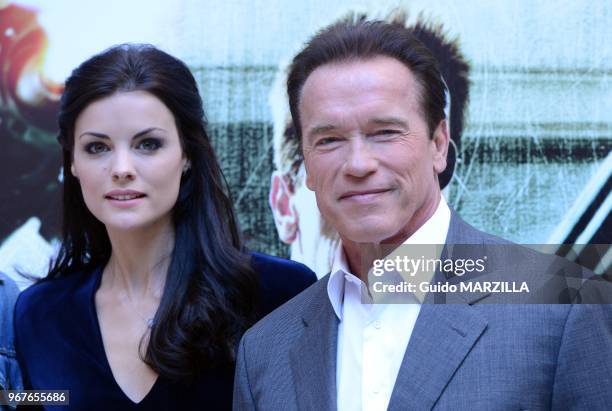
[70,164,78,178]
[182,159,191,174]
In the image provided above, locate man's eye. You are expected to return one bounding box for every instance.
[372,129,401,137]
[316,137,340,146]
[137,138,162,151]
[84,142,109,154]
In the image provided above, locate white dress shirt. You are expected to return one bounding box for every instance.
[328,197,451,411]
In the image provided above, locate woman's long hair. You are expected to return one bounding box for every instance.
[50,44,258,379]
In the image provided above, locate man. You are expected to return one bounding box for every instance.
[0,272,22,410]
[268,12,470,277]
[235,16,612,410]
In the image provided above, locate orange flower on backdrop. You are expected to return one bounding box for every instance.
[0,2,62,132]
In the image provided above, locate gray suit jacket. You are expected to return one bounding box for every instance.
[234,214,612,410]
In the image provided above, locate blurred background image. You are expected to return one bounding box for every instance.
[1,0,610,287]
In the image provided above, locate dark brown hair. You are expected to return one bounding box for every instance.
[287,14,448,149]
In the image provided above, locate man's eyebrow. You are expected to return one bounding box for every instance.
[306,124,336,138]
[78,127,167,140]
[369,117,409,128]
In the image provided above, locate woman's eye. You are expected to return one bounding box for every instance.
[137,138,162,151]
[84,142,109,154]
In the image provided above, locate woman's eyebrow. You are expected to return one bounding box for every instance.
[78,127,167,140]
[132,127,167,139]
[78,131,109,140]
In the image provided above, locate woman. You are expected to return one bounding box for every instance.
[14,44,315,410]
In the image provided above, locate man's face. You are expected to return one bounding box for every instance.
[300,56,448,245]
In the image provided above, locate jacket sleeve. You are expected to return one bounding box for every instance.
[551,304,612,409]
[0,273,23,391]
[233,333,257,411]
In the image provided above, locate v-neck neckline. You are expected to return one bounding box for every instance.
[88,266,161,406]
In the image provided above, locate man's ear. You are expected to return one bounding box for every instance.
[269,171,299,244]
[432,119,450,174]
[305,171,314,191]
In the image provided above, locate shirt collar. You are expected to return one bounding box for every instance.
[326,196,451,320]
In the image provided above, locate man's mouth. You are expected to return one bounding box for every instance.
[339,188,392,201]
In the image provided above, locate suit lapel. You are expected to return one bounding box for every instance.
[289,277,338,411]
[387,304,487,410]
[388,211,490,410]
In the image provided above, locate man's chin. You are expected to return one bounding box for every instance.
[338,225,397,245]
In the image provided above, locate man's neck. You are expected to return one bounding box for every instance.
[342,195,442,283]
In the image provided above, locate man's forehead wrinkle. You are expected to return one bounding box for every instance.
[299,54,421,105]
[305,75,419,111]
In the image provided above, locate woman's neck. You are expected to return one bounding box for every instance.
[103,219,175,301]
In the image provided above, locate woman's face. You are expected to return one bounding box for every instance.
[71,90,188,233]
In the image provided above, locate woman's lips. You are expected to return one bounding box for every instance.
[104,190,146,207]
[106,194,145,200]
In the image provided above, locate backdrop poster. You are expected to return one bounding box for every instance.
[1,0,610,286]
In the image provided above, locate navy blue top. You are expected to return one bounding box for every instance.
[14,253,315,410]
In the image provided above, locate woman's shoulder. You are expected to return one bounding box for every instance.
[250,252,316,283]
[250,252,317,317]
[15,269,98,325]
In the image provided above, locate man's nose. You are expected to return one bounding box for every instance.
[342,138,378,178]
[110,150,136,182]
